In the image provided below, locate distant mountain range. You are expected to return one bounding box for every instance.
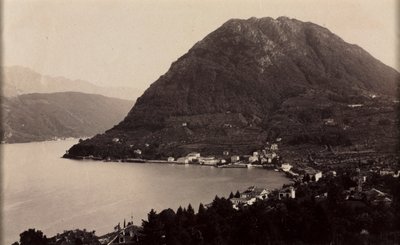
[3,66,141,100]
[62,16,397,160]
[2,92,133,143]
[1,66,138,143]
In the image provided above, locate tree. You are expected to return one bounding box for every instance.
[141,209,165,245]
[186,204,196,226]
[19,229,47,245]
[159,208,176,225]
[198,203,206,215]
[176,206,183,217]
[234,190,240,198]
[187,204,195,216]
[75,238,83,245]
[211,197,235,218]
[327,183,343,208]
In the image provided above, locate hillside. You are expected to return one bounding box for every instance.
[2,92,133,143]
[3,66,141,100]
[66,17,399,160]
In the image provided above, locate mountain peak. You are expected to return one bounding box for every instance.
[193,16,341,58]
[66,17,399,160]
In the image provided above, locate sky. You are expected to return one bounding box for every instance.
[3,0,399,93]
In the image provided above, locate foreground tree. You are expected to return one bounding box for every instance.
[140,209,165,245]
[19,229,47,245]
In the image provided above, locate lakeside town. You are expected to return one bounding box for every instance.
[71,136,399,217]
[77,137,399,189]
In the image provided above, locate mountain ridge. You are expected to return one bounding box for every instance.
[3,66,141,100]
[2,92,133,143]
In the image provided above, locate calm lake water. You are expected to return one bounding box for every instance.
[2,140,291,244]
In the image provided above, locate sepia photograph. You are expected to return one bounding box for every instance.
[2,0,399,244]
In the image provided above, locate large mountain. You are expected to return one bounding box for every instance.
[66,17,399,160]
[3,66,141,100]
[2,92,133,143]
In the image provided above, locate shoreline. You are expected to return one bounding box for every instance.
[63,154,289,171]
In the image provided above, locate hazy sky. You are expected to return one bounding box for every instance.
[3,0,398,92]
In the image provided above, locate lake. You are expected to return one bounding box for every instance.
[2,140,291,245]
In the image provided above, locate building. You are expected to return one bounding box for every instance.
[281,163,292,172]
[107,224,141,245]
[167,157,175,162]
[271,152,277,159]
[279,186,296,199]
[347,104,363,108]
[176,157,189,164]
[231,155,240,163]
[248,155,259,163]
[270,144,278,151]
[304,168,323,182]
[314,171,323,181]
[199,157,219,166]
[186,152,200,162]
[230,186,270,209]
[327,170,337,177]
[240,186,269,200]
[223,150,230,156]
[323,118,336,126]
[230,197,255,209]
[133,149,142,155]
[264,153,273,163]
[223,123,232,128]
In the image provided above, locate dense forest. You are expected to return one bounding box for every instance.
[137,174,400,245]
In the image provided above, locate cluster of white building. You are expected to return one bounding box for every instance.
[169,142,281,166]
[230,186,270,209]
[229,185,296,210]
[168,152,224,165]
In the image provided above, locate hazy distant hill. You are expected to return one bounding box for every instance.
[66,17,399,160]
[3,66,140,100]
[2,92,133,143]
